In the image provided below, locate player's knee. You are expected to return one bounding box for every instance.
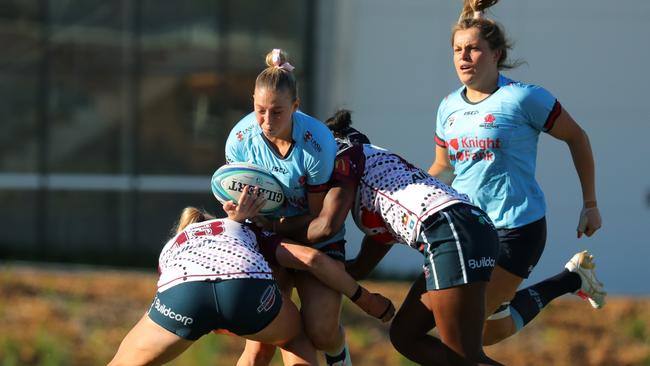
[304,322,342,350]
[107,355,146,366]
[483,318,515,346]
[238,343,276,366]
[107,343,154,366]
[249,349,276,366]
[389,319,413,354]
[301,249,325,270]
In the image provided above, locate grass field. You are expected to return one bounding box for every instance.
[1,263,649,366]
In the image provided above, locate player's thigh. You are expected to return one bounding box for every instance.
[109,314,193,366]
[390,273,437,340]
[245,293,302,346]
[426,282,488,355]
[485,266,524,314]
[294,270,343,331]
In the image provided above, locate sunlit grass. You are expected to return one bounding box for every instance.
[1,266,649,365]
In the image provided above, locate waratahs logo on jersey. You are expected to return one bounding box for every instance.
[303,131,322,152]
[236,124,256,142]
[479,113,499,129]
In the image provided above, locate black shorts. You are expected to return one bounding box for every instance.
[147,278,282,340]
[418,203,499,290]
[314,240,346,262]
[496,217,547,278]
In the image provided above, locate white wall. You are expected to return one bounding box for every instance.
[315,0,650,294]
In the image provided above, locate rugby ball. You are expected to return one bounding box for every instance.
[211,162,285,214]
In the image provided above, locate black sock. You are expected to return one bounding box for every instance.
[510,269,581,329]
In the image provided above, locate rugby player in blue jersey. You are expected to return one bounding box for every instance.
[266,109,503,365]
[225,49,353,366]
[426,0,605,347]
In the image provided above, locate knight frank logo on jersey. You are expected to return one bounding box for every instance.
[303,131,322,152]
[447,136,502,161]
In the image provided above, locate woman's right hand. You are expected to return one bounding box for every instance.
[353,286,396,323]
[223,185,266,223]
[577,206,602,238]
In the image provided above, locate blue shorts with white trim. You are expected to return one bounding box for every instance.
[417,203,499,291]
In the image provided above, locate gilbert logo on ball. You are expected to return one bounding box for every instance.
[211,162,285,214]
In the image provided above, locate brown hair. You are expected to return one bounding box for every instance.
[453,0,521,70]
[255,49,298,101]
[174,207,215,234]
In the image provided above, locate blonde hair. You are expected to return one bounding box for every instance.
[255,48,298,100]
[459,0,500,21]
[174,207,215,234]
[453,0,521,70]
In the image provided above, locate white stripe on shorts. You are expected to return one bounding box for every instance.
[441,211,468,284]
[421,230,440,290]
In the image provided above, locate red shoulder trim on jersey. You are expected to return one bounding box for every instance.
[544,100,562,132]
[434,134,448,148]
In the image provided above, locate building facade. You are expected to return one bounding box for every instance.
[0,0,316,265]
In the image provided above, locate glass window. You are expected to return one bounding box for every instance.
[135,192,221,262]
[137,0,315,175]
[0,0,41,172]
[0,1,41,252]
[0,191,38,252]
[48,0,132,174]
[138,0,223,175]
[0,0,315,266]
[45,190,122,255]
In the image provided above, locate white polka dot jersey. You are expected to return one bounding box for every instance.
[333,144,471,248]
[156,218,276,292]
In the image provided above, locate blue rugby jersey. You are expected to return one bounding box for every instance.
[225,110,344,245]
[435,74,562,228]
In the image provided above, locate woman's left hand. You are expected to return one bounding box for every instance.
[577,206,602,238]
[224,185,266,222]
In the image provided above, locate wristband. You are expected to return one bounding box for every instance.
[349,285,363,302]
